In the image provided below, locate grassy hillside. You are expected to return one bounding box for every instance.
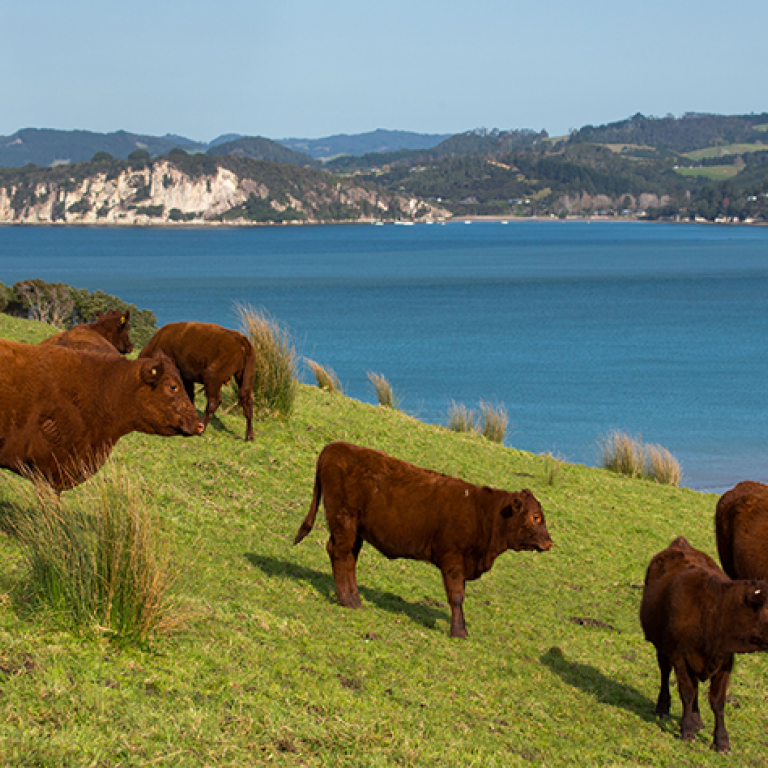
[1,318,763,766]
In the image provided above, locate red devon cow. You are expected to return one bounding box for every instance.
[139,322,256,441]
[716,480,768,580]
[294,441,554,638]
[41,309,133,355]
[640,536,768,754]
[0,339,203,491]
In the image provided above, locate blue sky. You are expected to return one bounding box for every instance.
[4,0,767,142]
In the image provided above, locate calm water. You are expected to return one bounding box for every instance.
[2,221,768,494]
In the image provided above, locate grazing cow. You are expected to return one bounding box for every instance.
[41,309,133,355]
[640,536,768,753]
[0,339,203,491]
[139,321,255,441]
[716,480,768,580]
[293,441,554,638]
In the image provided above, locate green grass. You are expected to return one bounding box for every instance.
[674,165,743,180]
[685,143,768,160]
[0,318,764,765]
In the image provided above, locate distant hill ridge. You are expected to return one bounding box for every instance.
[3,114,768,170]
[0,128,452,169]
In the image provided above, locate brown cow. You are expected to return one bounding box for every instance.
[139,321,255,441]
[640,536,768,753]
[41,309,133,355]
[716,480,768,580]
[0,339,203,491]
[293,441,554,638]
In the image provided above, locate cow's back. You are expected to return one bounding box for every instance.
[41,326,121,356]
[716,481,768,580]
[141,322,249,378]
[317,441,479,561]
[640,536,723,648]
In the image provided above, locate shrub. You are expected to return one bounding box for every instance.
[238,304,297,418]
[366,371,399,409]
[7,463,178,642]
[305,358,343,394]
[598,430,682,486]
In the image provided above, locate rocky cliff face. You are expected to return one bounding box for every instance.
[0,160,448,225]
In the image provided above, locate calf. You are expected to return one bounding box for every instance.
[640,536,768,753]
[716,480,768,580]
[41,309,133,355]
[0,339,203,491]
[294,441,553,638]
[139,321,255,441]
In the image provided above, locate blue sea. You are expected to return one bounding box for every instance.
[2,220,768,494]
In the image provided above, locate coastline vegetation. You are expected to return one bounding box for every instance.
[0,313,755,765]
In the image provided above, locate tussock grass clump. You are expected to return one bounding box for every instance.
[305,358,343,394]
[542,451,564,486]
[599,430,682,486]
[238,304,298,418]
[599,431,646,478]
[8,463,178,642]
[367,371,399,409]
[447,400,508,444]
[478,400,508,443]
[645,442,683,486]
[447,401,477,433]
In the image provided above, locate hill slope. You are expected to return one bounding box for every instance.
[0,316,757,766]
[0,153,447,225]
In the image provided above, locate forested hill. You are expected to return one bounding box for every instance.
[570,112,768,153]
[0,151,447,226]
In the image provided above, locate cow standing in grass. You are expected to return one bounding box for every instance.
[294,441,554,638]
[716,480,768,580]
[0,339,203,490]
[139,321,256,441]
[41,309,133,355]
[640,536,768,753]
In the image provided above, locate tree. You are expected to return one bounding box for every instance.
[13,279,74,327]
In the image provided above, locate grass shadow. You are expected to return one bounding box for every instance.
[244,553,447,630]
[541,647,658,723]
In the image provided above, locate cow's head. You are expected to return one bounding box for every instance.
[95,309,134,355]
[502,488,554,552]
[136,352,203,437]
[726,579,768,653]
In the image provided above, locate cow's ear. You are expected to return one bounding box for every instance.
[123,310,130,322]
[501,496,524,518]
[95,311,103,319]
[746,586,768,609]
[140,358,165,386]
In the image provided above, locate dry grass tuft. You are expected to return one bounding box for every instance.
[306,359,343,394]
[237,304,298,418]
[366,371,399,409]
[598,430,682,486]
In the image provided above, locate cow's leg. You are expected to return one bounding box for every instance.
[326,527,362,609]
[235,371,255,441]
[183,379,197,408]
[654,651,672,719]
[440,559,468,638]
[674,661,702,742]
[709,667,732,753]
[201,381,223,430]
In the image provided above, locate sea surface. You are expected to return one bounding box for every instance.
[2,220,768,494]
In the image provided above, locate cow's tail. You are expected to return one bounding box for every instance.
[294,468,322,545]
[239,339,257,408]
